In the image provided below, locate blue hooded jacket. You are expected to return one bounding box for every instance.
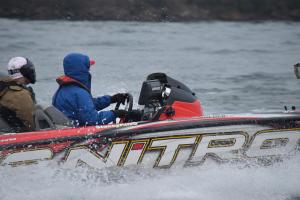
[52,53,116,126]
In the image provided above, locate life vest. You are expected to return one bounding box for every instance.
[56,75,90,93]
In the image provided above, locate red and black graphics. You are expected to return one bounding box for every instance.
[1,113,300,152]
[1,126,300,169]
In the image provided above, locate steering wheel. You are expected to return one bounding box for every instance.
[114,93,133,123]
[114,93,133,112]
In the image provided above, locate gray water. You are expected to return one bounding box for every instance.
[0,19,300,200]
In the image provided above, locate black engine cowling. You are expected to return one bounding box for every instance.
[138,73,203,120]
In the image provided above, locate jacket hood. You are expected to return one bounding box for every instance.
[63,53,92,90]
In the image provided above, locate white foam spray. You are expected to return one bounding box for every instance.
[1,155,299,200]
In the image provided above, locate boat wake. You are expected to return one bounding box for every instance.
[1,154,300,200]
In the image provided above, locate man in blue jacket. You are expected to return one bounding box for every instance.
[52,53,140,126]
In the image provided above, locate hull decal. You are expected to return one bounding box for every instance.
[1,128,300,169]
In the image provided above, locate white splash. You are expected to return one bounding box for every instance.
[1,155,299,200]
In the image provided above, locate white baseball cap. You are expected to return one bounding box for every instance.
[7,57,27,79]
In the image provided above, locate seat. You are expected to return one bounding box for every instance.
[34,105,56,130]
[44,106,71,127]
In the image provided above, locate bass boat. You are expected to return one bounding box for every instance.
[0,73,300,169]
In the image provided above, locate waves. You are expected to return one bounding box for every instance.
[1,19,300,200]
[1,155,300,200]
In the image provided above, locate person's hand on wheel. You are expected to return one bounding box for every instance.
[111,93,128,105]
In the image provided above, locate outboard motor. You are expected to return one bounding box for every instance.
[138,73,203,120]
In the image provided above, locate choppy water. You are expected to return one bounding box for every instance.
[0,19,300,200]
